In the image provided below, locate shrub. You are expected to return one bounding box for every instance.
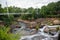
[56,27,59,31]
[35,24,40,31]
[0,26,19,40]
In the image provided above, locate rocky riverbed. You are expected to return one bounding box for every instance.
[12,22,60,40]
[19,25,59,40]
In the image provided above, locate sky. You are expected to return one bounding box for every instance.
[0,0,59,8]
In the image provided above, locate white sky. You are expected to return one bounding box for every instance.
[0,0,59,8]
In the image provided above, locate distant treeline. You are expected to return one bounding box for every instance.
[0,1,60,19]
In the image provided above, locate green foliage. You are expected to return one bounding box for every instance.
[56,27,60,31]
[40,6,48,17]
[20,14,28,20]
[2,15,14,26]
[27,7,34,13]
[56,1,60,11]
[0,1,60,19]
[35,24,40,30]
[0,26,19,40]
[35,26,39,30]
[40,1,60,17]
[0,4,4,13]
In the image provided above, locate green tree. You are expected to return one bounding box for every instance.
[0,4,4,13]
[47,2,56,15]
[27,7,34,13]
[40,6,49,17]
[3,15,14,26]
[56,1,60,11]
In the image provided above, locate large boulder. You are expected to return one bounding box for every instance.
[44,27,50,33]
[53,20,60,25]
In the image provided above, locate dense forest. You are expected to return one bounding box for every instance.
[0,1,60,21]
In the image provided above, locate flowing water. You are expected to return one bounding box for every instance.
[14,22,59,40]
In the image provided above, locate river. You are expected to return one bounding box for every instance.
[13,22,59,40]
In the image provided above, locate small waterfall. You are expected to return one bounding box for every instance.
[20,25,59,40]
[19,22,26,30]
